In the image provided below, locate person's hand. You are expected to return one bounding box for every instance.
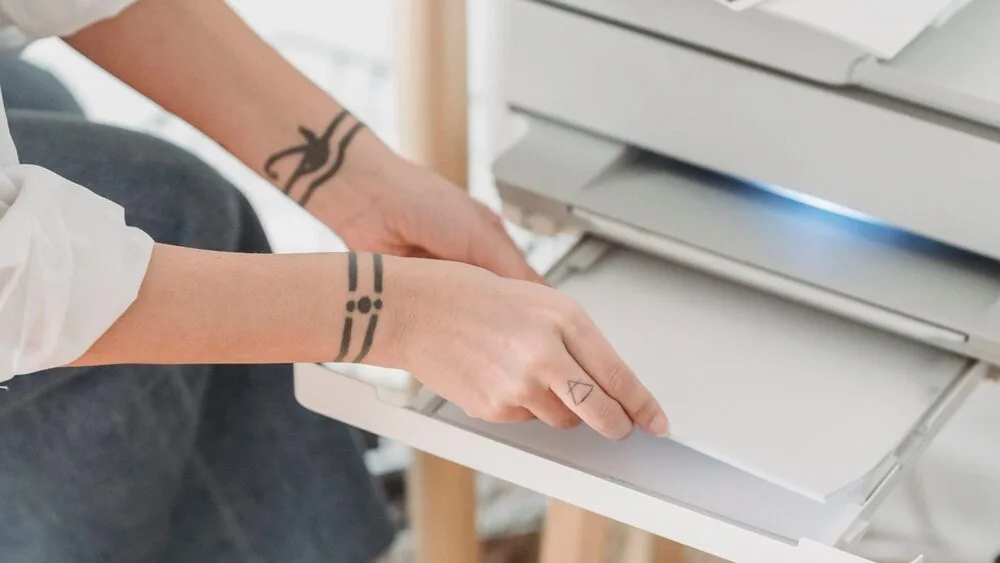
[309,131,543,283]
[370,256,670,441]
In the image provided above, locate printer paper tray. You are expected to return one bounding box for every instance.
[294,244,984,563]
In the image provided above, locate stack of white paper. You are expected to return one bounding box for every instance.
[559,247,966,502]
[714,0,975,59]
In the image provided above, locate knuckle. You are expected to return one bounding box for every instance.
[561,297,587,323]
[594,400,618,424]
[592,401,631,440]
[510,381,538,404]
[556,414,582,429]
[601,363,633,396]
[516,344,554,380]
[465,396,513,422]
[631,395,659,426]
[481,405,518,423]
[556,299,590,337]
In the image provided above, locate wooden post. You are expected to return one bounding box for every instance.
[393,0,469,180]
[620,527,688,563]
[391,2,479,563]
[538,500,613,563]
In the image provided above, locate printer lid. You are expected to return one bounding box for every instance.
[853,0,1000,129]
[753,0,967,60]
[539,0,869,84]
[541,0,999,128]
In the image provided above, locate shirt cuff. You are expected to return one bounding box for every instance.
[1,0,140,40]
[0,164,154,381]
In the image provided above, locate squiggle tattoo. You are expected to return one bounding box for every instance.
[335,252,384,363]
[263,110,367,206]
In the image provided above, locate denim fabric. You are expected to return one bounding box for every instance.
[0,57,396,563]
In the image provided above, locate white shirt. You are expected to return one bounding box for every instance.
[0,0,151,384]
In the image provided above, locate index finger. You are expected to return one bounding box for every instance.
[561,305,669,437]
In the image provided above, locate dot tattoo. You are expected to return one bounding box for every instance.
[568,380,594,405]
[335,252,385,363]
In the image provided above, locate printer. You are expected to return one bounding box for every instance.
[294,2,1000,562]
[491,0,1000,558]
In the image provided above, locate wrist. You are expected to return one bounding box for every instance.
[350,253,427,368]
[294,123,403,232]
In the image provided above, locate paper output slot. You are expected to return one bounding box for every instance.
[572,207,968,346]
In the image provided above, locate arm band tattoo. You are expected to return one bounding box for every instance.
[335,252,384,363]
[263,110,367,206]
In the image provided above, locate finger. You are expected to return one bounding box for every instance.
[473,405,535,424]
[469,224,545,283]
[561,308,669,437]
[526,390,583,429]
[415,196,544,283]
[547,355,634,440]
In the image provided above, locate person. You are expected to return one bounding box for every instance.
[0,1,669,562]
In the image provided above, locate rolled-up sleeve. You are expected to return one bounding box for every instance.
[0,164,153,383]
[0,0,139,40]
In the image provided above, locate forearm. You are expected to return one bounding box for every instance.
[73,245,406,367]
[65,0,388,226]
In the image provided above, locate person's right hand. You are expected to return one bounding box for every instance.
[373,256,669,441]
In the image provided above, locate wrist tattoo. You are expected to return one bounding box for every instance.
[568,380,594,405]
[263,110,367,207]
[335,252,384,363]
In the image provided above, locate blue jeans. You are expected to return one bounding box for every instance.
[0,55,396,563]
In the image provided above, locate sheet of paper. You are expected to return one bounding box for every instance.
[713,0,772,11]
[558,247,967,501]
[759,0,964,59]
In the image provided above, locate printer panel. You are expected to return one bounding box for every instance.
[503,0,1000,265]
[495,114,1000,365]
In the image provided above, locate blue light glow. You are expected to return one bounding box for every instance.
[748,182,885,226]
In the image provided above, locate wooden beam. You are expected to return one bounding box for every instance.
[393,0,469,185]
[392,2,479,563]
[406,452,479,563]
[538,500,613,563]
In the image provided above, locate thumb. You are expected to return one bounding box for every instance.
[467,223,546,284]
[411,197,545,283]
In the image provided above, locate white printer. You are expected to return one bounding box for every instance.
[295,2,1000,562]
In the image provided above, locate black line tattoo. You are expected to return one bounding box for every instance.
[334,317,354,362]
[297,121,366,207]
[264,110,349,194]
[353,314,379,363]
[335,251,360,362]
[372,253,383,293]
[568,380,594,405]
[336,253,385,364]
[348,251,358,292]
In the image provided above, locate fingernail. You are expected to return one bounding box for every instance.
[649,412,669,437]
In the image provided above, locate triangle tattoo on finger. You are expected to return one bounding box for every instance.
[568,380,594,405]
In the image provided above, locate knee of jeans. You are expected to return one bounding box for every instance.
[123,138,252,252]
[8,114,267,252]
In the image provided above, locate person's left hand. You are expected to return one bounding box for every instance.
[310,131,544,283]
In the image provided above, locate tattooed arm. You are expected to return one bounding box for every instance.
[73,247,398,367]
[74,244,669,441]
[63,0,668,438]
[66,0,538,280]
[65,0,384,220]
